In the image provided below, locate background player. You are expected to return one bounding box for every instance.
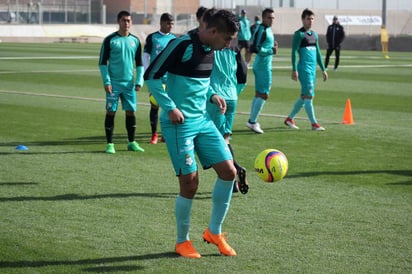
[284,8,328,131]
[98,10,145,154]
[207,39,249,194]
[246,8,277,134]
[143,13,176,144]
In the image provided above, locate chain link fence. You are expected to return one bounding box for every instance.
[0,0,101,24]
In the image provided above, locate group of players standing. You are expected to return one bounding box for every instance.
[97,7,343,259]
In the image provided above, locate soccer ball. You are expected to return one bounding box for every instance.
[254,149,288,183]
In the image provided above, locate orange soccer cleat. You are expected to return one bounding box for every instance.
[203,228,236,256]
[175,240,201,259]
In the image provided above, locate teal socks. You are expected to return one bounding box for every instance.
[209,178,234,235]
[289,98,304,119]
[175,194,193,243]
[289,98,317,124]
[304,99,317,124]
[249,97,266,123]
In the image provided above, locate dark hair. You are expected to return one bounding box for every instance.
[117,11,131,21]
[262,8,274,18]
[254,15,261,22]
[160,13,174,22]
[202,8,217,24]
[205,9,239,34]
[301,8,314,19]
[196,6,207,19]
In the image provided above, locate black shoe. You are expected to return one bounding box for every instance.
[232,181,239,193]
[237,166,249,194]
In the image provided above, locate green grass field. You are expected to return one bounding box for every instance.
[0,42,411,273]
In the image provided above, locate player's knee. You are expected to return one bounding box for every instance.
[178,174,199,198]
[256,93,268,100]
[221,165,237,181]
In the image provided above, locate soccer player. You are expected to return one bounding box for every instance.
[380,25,390,59]
[98,10,144,154]
[187,6,207,34]
[250,15,261,36]
[246,8,277,134]
[143,13,176,144]
[284,8,328,131]
[144,9,239,259]
[206,39,249,194]
[325,16,345,71]
[237,9,252,64]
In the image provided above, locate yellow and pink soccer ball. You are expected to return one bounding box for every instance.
[254,149,288,183]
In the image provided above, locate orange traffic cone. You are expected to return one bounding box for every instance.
[342,98,354,124]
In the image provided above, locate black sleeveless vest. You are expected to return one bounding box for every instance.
[168,32,214,78]
[299,27,317,48]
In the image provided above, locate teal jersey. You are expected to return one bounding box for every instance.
[143,31,176,84]
[144,33,215,122]
[238,16,251,41]
[209,46,247,100]
[144,31,176,61]
[250,24,276,69]
[291,27,326,73]
[98,32,144,87]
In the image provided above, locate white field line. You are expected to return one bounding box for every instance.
[0,89,105,102]
[271,64,412,69]
[0,89,338,124]
[1,55,411,71]
[0,69,98,74]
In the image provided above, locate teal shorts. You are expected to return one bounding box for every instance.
[253,67,272,94]
[106,81,136,112]
[161,117,233,176]
[298,69,316,97]
[207,99,237,137]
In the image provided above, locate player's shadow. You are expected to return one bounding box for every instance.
[0,182,38,186]
[0,252,177,270]
[288,169,412,185]
[0,191,212,202]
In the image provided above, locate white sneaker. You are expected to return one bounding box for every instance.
[312,123,325,131]
[246,122,264,134]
